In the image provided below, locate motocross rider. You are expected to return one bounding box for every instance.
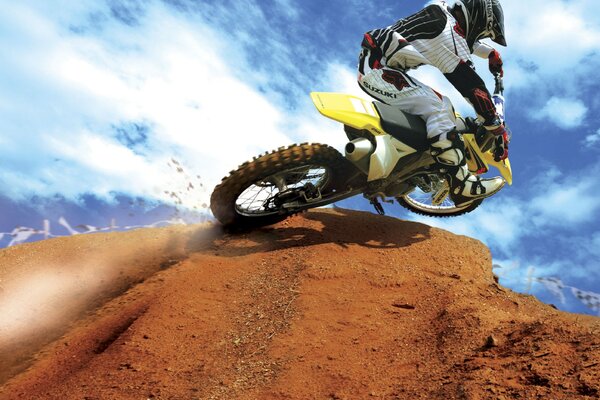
[358,0,509,207]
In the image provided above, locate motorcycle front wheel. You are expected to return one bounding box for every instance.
[397,182,482,217]
[210,143,357,228]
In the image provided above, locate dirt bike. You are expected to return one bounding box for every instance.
[210,75,512,228]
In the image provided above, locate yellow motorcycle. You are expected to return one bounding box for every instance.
[210,76,512,227]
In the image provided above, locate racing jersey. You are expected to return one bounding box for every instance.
[359,1,499,125]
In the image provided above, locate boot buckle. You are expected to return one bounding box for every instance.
[431,181,450,205]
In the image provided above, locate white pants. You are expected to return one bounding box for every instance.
[358,68,456,140]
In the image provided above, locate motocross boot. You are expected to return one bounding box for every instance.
[430,130,505,207]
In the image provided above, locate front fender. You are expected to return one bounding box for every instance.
[463,133,512,185]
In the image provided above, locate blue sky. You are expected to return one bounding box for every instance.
[1,0,599,316]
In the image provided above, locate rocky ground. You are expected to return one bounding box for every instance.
[0,208,598,399]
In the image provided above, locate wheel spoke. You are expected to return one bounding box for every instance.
[267,173,289,192]
[246,187,273,211]
[401,176,471,214]
[235,164,330,216]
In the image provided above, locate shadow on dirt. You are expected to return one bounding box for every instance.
[186,208,431,257]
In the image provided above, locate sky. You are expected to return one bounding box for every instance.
[0,0,599,316]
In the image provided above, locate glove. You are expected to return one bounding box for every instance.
[486,124,509,161]
[488,49,503,77]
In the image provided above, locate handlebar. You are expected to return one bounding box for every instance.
[493,73,504,95]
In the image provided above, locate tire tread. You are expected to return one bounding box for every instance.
[210,143,352,227]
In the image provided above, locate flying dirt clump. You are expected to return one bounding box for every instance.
[0,208,599,400]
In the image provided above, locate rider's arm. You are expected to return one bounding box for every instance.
[385,35,430,70]
[368,5,447,70]
[473,41,504,76]
[472,41,494,58]
[444,61,499,126]
[445,62,508,161]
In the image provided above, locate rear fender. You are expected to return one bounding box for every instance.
[310,92,386,136]
[311,92,420,181]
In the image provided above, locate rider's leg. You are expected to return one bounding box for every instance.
[358,68,504,206]
[429,130,504,206]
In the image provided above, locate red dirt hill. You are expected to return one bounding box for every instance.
[0,208,598,399]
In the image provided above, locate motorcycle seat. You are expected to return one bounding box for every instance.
[373,102,429,151]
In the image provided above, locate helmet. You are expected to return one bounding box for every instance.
[453,0,506,49]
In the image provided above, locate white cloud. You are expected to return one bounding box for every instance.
[2,0,600,219]
[486,0,600,128]
[411,196,527,254]
[502,0,600,77]
[273,0,300,19]
[0,1,343,206]
[408,160,600,256]
[583,129,600,148]
[526,163,600,226]
[533,97,587,129]
[530,177,600,225]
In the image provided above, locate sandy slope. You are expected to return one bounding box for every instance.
[0,208,598,399]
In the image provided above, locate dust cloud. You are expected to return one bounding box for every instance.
[0,224,202,383]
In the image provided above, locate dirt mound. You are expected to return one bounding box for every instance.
[0,208,598,399]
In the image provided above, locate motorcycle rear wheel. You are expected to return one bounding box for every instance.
[210,143,355,228]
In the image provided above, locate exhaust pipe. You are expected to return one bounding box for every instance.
[345,138,374,162]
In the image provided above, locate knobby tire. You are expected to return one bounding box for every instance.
[210,143,355,228]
